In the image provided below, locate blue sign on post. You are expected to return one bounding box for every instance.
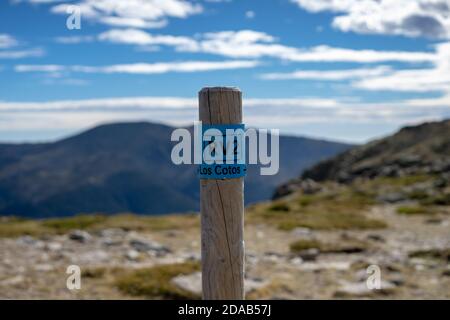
[199,124,247,179]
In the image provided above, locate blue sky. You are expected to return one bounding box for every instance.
[0,0,449,143]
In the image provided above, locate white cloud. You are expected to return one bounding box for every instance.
[1,96,448,143]
[54,35,95,44]
[260,66,392,80]
[95,28,437,64]
[292,0,450,39]
[98,28,198,50]
[14,60,260,74]
[0,34,19,49]
[353,42,450,92]
[15,64,65,72]
[0,48,45,59]
[50,0,203,29]
[245,10,255,19]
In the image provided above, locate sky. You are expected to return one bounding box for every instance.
[0,0,449,143]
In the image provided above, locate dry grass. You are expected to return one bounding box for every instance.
[248,186,386,231]
[396,205,434,215]
[114,262,201,299]
[0,213,199,238]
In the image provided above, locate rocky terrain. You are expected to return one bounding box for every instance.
[0,120,449,299]
[0,173,448,299]
[291,120,450,184]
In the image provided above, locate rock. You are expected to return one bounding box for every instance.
[34,264,54,272]
[45,242,62,252]
[298,261,351,271]
[125,249,140,261]
[263,252,286,263]
[334,280,395,297]
[273,178,321,199]
[366,234,385,242]
[291,227,312,237]
[77,250,109,264]
[171,271,202,297]
[296,248,319,262]
[376,192,407,203]
[130,238,171,256]
[180,251,201,262]
[245,277,269,294]
[16,235,37,245]
[289,257,303,266]
[69,230,92,243]
[0,275,25,286]
[170,272,270,297]
[442,266,450,277]
[99,228,126,237]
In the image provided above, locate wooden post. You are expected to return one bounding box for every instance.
[199,87,244,300]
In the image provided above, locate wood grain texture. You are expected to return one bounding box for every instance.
[199,87,244,300]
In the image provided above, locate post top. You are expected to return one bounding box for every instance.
[199,86,241,93]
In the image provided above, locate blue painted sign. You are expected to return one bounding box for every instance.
[199,124,247,179]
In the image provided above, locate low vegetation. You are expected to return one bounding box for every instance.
[115,262,201,299]
[396,205,432,215]
[248,186,386,231]
[409,249,450,262]
[0,213,199,238]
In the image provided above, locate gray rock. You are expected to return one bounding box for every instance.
[171,272,202,296]
[0,275,25,286]
[125,249,140,261]
[69,230,92,243]
[298,261,351,271]
[170,272,269,297]
[366,234,385,242]
[45,242,63,252]
[34,264,54,272]
[16,235,37,245]
[334,280,395,297]
[296,248,319,262]
[291,227,312,237]
[77,250,109,263]
[130,238,171,256]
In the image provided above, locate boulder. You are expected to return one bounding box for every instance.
[69,230,92,243]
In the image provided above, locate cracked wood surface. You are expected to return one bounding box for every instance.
[199,87,244,300]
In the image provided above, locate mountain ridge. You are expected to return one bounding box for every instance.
[274,119,450,198]
[0,121,352,217]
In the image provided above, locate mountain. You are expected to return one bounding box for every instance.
[0,122,351,217]
[274,119,450,198]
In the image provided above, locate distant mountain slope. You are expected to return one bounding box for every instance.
[275,120,450,198]
[0,122,351,217]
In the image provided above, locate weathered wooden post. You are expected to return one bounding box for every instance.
[199,87,245,300]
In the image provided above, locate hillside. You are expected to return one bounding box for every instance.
[275,120,450,198]
[0,122,351,217]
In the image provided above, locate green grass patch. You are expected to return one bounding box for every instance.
[249,187,386,231]
[0,218,44,238]
[420,193,450,206]
[289,239,321,252]
[42,214,107,233]
[369,175,433,187]
[115,262,201,299]
[82,267,107,279]
[396,205,433,215]
[268,202,290,212]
